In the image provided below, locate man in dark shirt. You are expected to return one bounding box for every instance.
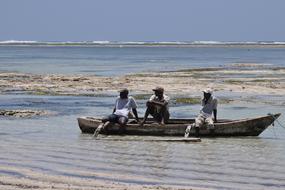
[140,87,170,126]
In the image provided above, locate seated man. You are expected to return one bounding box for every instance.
[141,87,170,126]
[94,88,139,137]
[193,88,218,137]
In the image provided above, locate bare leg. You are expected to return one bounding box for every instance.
[194,115,204,137]
[93,121,110,138]
[184,124,193,138]
[160,106,169,125]
[140,105,155,126]
[118,117,128,134]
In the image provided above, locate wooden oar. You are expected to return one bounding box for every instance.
[95,137,201,142]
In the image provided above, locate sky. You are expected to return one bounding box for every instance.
[0,0,285,42]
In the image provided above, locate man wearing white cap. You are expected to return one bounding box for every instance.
[193,88,218,136]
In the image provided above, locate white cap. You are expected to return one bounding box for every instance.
[202,88,213,95]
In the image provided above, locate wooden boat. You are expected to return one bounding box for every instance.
[77,113,281,137]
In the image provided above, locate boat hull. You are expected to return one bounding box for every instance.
[77,113,281,137]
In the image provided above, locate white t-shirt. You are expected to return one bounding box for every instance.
[114,96,137,117]
[200,96,218,118]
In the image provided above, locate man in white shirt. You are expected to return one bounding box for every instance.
[93,88,139,137]
[140,87,170,126]
[193,88,218,136]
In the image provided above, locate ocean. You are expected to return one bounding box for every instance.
[1,45,285,76]
[0,45,285,190]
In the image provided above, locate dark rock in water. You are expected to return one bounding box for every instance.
[0,109,51,118]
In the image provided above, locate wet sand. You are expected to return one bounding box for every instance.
[0,165,206,190]
[1,64,285,97]
[0,170,196,190]
[1,64,285,117]
[0,109,52,117]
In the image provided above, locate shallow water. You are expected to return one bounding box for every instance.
[1,46,285,75]
[1,46,285,189]
[1,94,285,190]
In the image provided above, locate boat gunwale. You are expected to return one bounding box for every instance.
[79,113,281,127]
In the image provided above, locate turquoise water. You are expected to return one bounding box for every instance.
[0,46,285,189]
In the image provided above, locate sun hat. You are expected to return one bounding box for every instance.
[202,88,213,95]
[152,86,164,92]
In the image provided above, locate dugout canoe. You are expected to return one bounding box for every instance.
[77,113,281,137]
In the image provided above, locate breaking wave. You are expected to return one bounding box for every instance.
[1,40,285,46]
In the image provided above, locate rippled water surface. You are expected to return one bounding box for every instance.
[1,94,285,190]
[1,46,285,189]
